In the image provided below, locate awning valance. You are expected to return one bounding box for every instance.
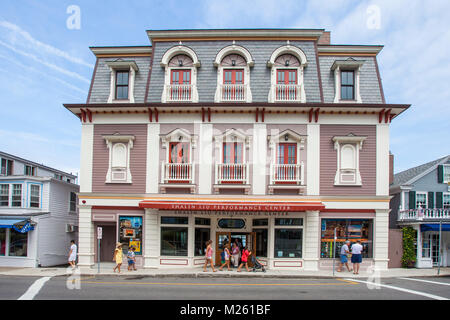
[0,217,34,233]
[139,200,325,212]
[421,224,450,232]
[0,218,28,228]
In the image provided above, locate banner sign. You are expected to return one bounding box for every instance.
[13,222,33,233]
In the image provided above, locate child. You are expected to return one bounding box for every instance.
[127,246,137,271]
[237,246,251,272]
[219,244,231,271]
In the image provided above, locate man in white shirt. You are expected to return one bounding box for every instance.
[68,240,77,269]
[337,240,352,272]
[350,240,363,275]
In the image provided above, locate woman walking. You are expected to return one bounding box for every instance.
[203,240,217,272]
[351,240,363,275]
[219,243,231,271]
[113,243,123,273]
[237,246,251,272]
[231,242,240,268]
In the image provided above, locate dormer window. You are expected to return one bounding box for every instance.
[161,47,200,103]
[267,45,308,103]
[331,59,364,103]
[214,45,254,103]
[106,60,139,103]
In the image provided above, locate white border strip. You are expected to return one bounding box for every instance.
[344,278,449,300]
[398,277,450,287]
[18,276,52,300]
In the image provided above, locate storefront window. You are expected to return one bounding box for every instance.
[0,229,5,256]
[161,216,188,225]
[161,227,188,256]
[275,218,303,226]
[253,228,268,257]
[422,234,431,258]
[274,229,302,258]
[218,219,245,229]
[253,219,268,227]
[320,219,373,258]
[194,228,210,256]
[119,216,143,255]
[195,218,211,226]
[9,229,27,257]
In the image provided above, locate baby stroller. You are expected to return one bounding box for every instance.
[251,256,266,272]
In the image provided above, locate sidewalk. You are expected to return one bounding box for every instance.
[1,264,449,279]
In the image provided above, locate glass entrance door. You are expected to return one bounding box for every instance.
[215,232,256,267]
[431,233,440,266]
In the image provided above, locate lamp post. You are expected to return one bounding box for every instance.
[332,228,336,277]
[438,219,442,275]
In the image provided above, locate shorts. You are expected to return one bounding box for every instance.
[340,254,348,263]
[128,259,135,265]
[351,254,362,264]
[68,254,76,262]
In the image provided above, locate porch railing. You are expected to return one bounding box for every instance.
[398,208,450,221]
[215,163,249,184]
[161,162,194,184]
[269,162,304,185]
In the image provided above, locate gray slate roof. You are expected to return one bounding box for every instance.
[393,155,450,187]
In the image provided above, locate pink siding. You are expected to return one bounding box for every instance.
[92,124,147,193]
[320,125,376,195]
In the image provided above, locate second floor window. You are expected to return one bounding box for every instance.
[30,185,40,208]
[12,184,21,207]
[170,69,191,101]
[169,142,190,164]
[416,192,427,209]
[115,70,129,100]
[277,143,297,164]
[223,142,243,164]
[0,184,8,206]
[340,70,355,100]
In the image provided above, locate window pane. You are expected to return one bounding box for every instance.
[252,219,268,227]
[9,229,27,257]
[195,228,210,256]
[416,193,427,208]
[116,86,128,99]
[195,218,210,226]
[119,216,143,255]
[275,218,303,226]
[274,229,302,258]
[70,192,77,212]
[30,185,40,208]
[12,184,21,207]
[161,216,188,225]
[161,227,188,256]
[254,228,268,257]
[116,71,129,85]
[0,229,5,256]
[0,184,8,206]
[218,219,246,229]
[444,194,450,209]
[341,71,354,85]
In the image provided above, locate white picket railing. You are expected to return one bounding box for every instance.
[270,162,304,185]
[166,84,193,102]
[215,163,249,184]
[161,162,194,183]
[398,208,450,221]
[273,84,303,102]
[220,84,246,101]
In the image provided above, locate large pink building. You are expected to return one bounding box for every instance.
[65,29,410,271]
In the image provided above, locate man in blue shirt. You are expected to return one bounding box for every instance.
[337,240,352,272]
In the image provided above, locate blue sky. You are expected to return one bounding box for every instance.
[0,0,449,178]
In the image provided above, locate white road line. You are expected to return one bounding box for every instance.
[18,277,52,300]
[343,278,449,300]
[398,277,450,286]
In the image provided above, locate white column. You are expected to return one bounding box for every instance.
[80,124,94,193]
[303,211,320,271]
[188,215,195,266]
[307,124,320,196]
[415,225,422,267]
[146,124,160,194]
[198,124,213,194]
[374,209,389,270]
[77,206,94,270]
[144,209,160,268]
[252,123,267,195]
[376,124,390,196]
[268,217,275,269]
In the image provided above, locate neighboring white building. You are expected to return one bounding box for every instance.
[0,151,79,267]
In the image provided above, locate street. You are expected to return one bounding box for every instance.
[1,274,449,300]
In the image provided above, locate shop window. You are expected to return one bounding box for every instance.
[161,216,188,225]
[9,229,27,257]
[0,229,5,256]
[252,219,268,227]
[218,219,245,229]
[0,184,9,207]
[12,184,22,207]
[119,216,143,255]
[253,228,268,257]
[195,218,211,226]
[161,227,188,256]
[320,219,373,259]
[194,228,210,256]
[274,229,302,258]
[29,185,40,208]
[275,218,303,226]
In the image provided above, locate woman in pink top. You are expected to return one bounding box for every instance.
[203,240,217,272]
[237,246,251,272]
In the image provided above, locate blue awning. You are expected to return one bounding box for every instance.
[0,218,28,228]
[421,224,450,232]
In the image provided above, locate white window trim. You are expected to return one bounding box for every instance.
[332,135,366,186]
[214,44,253,103]
[29,184,40,209]
[106,61,139,103]
[331,60,364,103]
[267,44,308,103]
[416,191,428,209]
[103,134,135,184]
[160,45,200,103]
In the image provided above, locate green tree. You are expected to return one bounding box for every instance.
[401,226,417,268]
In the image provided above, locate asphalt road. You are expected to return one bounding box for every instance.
[1,275,450,301]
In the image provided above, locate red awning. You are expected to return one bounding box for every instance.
[139,200,325,212]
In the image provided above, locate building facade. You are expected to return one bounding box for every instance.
[0,151,79,267]
[65,29,410,271]
[390,155,450,268]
